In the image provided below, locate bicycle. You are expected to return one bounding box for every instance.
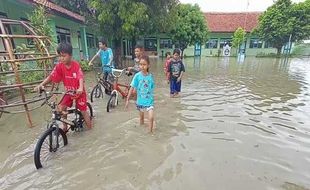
[0,96,7,118]
[107,68,135,112]
[90,66,114,103]
[34,89,93,169]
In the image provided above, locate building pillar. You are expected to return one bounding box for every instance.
[80,25,89,60]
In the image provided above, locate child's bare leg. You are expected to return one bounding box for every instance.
[139,111,144,125]
[58,104,68,132]
[81,111,92,129]
[148,109,154,133]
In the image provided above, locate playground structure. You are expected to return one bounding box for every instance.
[0,18,57,127]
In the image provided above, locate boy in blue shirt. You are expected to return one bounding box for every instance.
[89,39,113,80]
[125,55,155,133]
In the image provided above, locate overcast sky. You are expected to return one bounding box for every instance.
[179,0,305,12]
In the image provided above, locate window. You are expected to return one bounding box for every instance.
[0,12,8,52]
[56,27,71,44]
[20,18,34,46]
[87,33,95,48]
[205,38,218,49]
[160,39,172,49]
[249,38,263,48]
[174,41,180,49]
[264,41,273,48]
[219,38,232,48]
[144,38,157,51]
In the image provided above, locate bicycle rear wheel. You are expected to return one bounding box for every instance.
[90,84,103,103]
[0,97,7,118]
[107,91,118,112]
[34,126,68,169]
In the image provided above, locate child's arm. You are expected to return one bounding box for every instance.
[108,49,113,66]
[177,62,185,82]
[34,76,52,92]
[125,87,134,109]
[77,78,84,94]
[177,71,184,82]
[88,50,100,66]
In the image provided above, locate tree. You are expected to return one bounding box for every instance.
[51,0,99,33]
[169,4,208,58]
[89,0,178,65]
[254,0,310,55]
[232,27,246,54]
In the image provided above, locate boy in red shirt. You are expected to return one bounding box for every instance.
[34,43,92,131]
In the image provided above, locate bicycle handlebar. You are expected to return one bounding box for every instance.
[39,89,76,107]
[111,68,126,78]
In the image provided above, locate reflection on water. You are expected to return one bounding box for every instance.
[1,57,310,190]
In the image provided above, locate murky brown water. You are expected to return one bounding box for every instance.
[1,57,310,190]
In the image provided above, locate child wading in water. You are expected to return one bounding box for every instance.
[164,52,171,82]
[125,55,155,133]
[167,49,185,97]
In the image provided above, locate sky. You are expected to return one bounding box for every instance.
[179,0,305,12]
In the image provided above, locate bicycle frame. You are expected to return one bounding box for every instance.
[111,68,131,98]
[41,90,84,131]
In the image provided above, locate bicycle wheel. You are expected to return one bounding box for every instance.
[90,84,103,102]
[87,102,94,118]
[0,98,6,118]
[107,91,117,112]
[34,126,68,169]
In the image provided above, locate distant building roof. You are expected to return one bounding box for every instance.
[29,0,85,23]
[204,12,261,33]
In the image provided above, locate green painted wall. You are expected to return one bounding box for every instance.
[0,0,98,61]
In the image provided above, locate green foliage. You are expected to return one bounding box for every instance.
[27,6,53,38]
[89,0,178,40]
[20,64,44,84]
[232,27,246,48]
[254,0,310,55]
[79,60,91,71]
[291,43,310,56]
[169,4,208,54]
[51,0,99,33]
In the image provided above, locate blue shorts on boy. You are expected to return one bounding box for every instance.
[130,71,155,111]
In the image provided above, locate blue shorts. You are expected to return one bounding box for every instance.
[170,79,181,94]
[136,105,154,112]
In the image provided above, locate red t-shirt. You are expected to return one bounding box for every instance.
[50,61,85,92]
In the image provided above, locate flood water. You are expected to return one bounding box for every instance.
[0,57,310,190]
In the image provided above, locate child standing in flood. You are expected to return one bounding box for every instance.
[167,49,185,97]
[125,55,155,133]
[164,52,171,82]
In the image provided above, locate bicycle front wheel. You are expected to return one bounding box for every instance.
[34,126,68,169]
[90,84,103,103]
[107,91,117,112]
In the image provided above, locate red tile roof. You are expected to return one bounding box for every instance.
[32,0,85,23]
[204,12,261,33]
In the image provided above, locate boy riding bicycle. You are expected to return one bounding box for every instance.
[34,43,92,131]
[88,39,114,81]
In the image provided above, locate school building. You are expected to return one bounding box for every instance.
[122,12,279,57]
[0,0,99,61]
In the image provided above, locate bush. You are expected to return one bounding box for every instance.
[79,60,90,71]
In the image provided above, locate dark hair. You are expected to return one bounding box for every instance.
[57,43,72,55]
[165,52,171,57]
[173,48,181,55]
[99,38,107,46]
[135,44,144,50]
